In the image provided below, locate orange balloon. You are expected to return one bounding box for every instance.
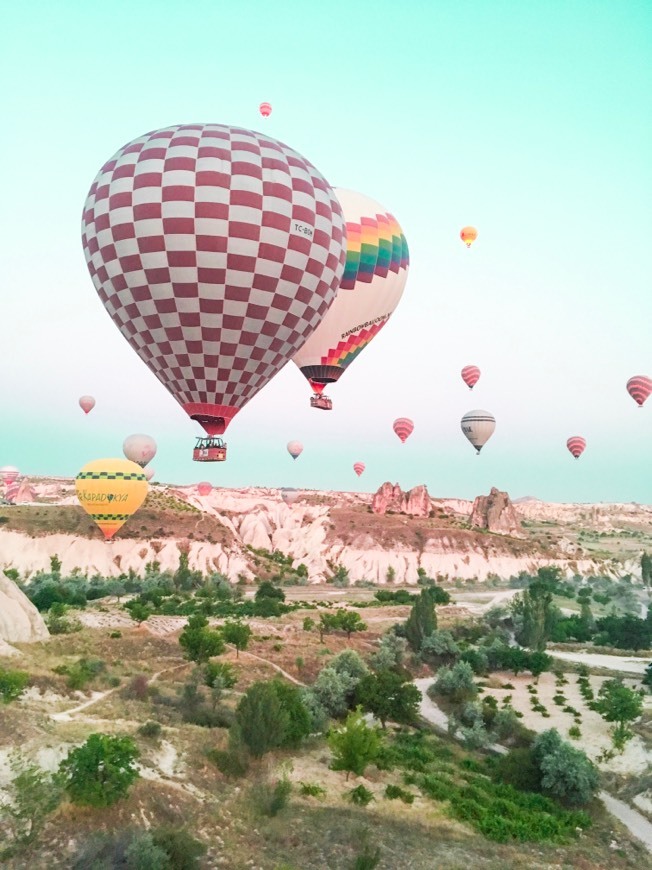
[460,226,478,248]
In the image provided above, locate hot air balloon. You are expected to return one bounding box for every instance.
[197,481,213,496]
[287,440,303,460]
[626,375,652,408]
[123,434,157,468]
[393,418,414,443]
[259,102,272,118]
[0,466,20,486]
[3,481,20,504]
[144,467,155,481]
[460,226,478,248]
[353,462,365,477]
[566,437,586,459]
[292,188,409,410]
[281,487,300,505]
[461,410,495,454]
[75,458,149,540]
[461,366,480,390]
[79,395,96,414]
[81,124,346,461]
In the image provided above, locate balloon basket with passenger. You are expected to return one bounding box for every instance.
[193,437,227,462]
[310,393,333,411]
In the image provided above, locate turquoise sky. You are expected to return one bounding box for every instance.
[2,1,651,503]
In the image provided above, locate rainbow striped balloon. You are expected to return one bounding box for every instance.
[626,375,652,408]
[566,436,586,459]
[293,189,409,403]
[353,462,365,477]
[393,417,414,443]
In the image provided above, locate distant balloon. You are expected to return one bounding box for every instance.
[461,366,481,390]
[281,488,300,505]
[626,375,652,408]
[287,441,303,460]
[144,467,155,481]
[461,410,495,454]
[123,434,157,468]
[79,395,96,414]
[259,102,272,118]
[0,466,20,486]
[353,462,365,477]
[393,418,414,443]
[197,481,213,496]
[75,458,148,540]
[460,226,478,248]
[566,437,586,459]
[81,125,346,454]
[292,188,409,405]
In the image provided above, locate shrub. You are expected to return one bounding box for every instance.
[137,721,162,739]
[329,708,381,780]
[532,729,598,806]
[568,726,581,740]
[122,674,150,701]
[347,784,375,806]
[384,784,415,804]
[56,657,106,691]
[351,842,381,870]
[431,661,478,706]
[299,781,326,798]
[0,667,29,703]
[355,670,421,728]
[251,776,292,817]
[151,827,207,870]
[492,747,542,792]
[60,734,140,807]
[109,630,122,638]
[0,754,62,852]
[206,745,249,778]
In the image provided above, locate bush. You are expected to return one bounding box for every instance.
[0,667,29,703]
[430,661,478,706]
[347,784,375,806]
[151,827,207,870]
[55,657,106,691]
[568,725,581,740]
[110,630,122,638]
[251,776,292,817]
[0,754,62,853]
[299,781,326,798]
[122,674,150,701]
[60,733,140,808]
[351,842,381,870]
[206,745,249,778]
[384,783,415,804]
[493,747,542,792]
[329,708,381,780]
[532,729,598,806]
[137,721,162,739]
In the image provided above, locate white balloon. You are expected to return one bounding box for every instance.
[461,410,496,454]
[123,434,157,468]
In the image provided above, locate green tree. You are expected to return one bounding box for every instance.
[385,565,396,584]
[222,619,252,658]
[50,554,62,578]
[532,729,599,805]
[431,661,478,706]
[318,612,338,642]
[310,667,356,719]
[405,589,437,652]
[235,681,289,757]
[641,551,652,587]
[271,680,311,747]
[328,707,381,780]
[334,609,367,639]
[419,629,460,663]
[255,580,286,601]
[60,734,140,808]
[594,678,644,748]
[179,614,225,663]
[303,616,315,632]
[370,632,408,671]
[126,601,150,624]
[643,662,652,692]
[355,670,420,728]
[0,754,62,852]
[511,578,555,651]
[203,661,237,690]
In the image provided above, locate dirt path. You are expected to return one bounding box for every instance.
[599,791,652,853]
[50,662,188,723]
[231,646,306,686]
[548,650,651,676]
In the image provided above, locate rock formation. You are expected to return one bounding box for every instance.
[0,573,49,651]
[470,487,523,537]
[371,482,431,517]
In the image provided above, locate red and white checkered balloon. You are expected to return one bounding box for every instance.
[81,124,346,436]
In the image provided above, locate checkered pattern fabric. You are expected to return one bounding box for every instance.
[82,124,346,433]
[76,471,146,481]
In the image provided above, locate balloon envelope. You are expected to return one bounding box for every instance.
[460,226,478,247]
[292,188,409,395]
[461,366,480,389]
[287,440,303,460]
[461,410,495,453]
[81,124,346,437]
[353,462,365,477]
[123,434,157,468]
[144,467,155,481]
[75,458,148,540]
[0,466,20,485]
[79,395,96,414]
[566,437,586,459]
[626,375,652,407]
[259,102,272,117]
[281,487,300,505]
[393,418,414,443]
[197,481,213,496]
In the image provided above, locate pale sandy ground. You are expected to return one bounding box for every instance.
[549,649,652,676]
